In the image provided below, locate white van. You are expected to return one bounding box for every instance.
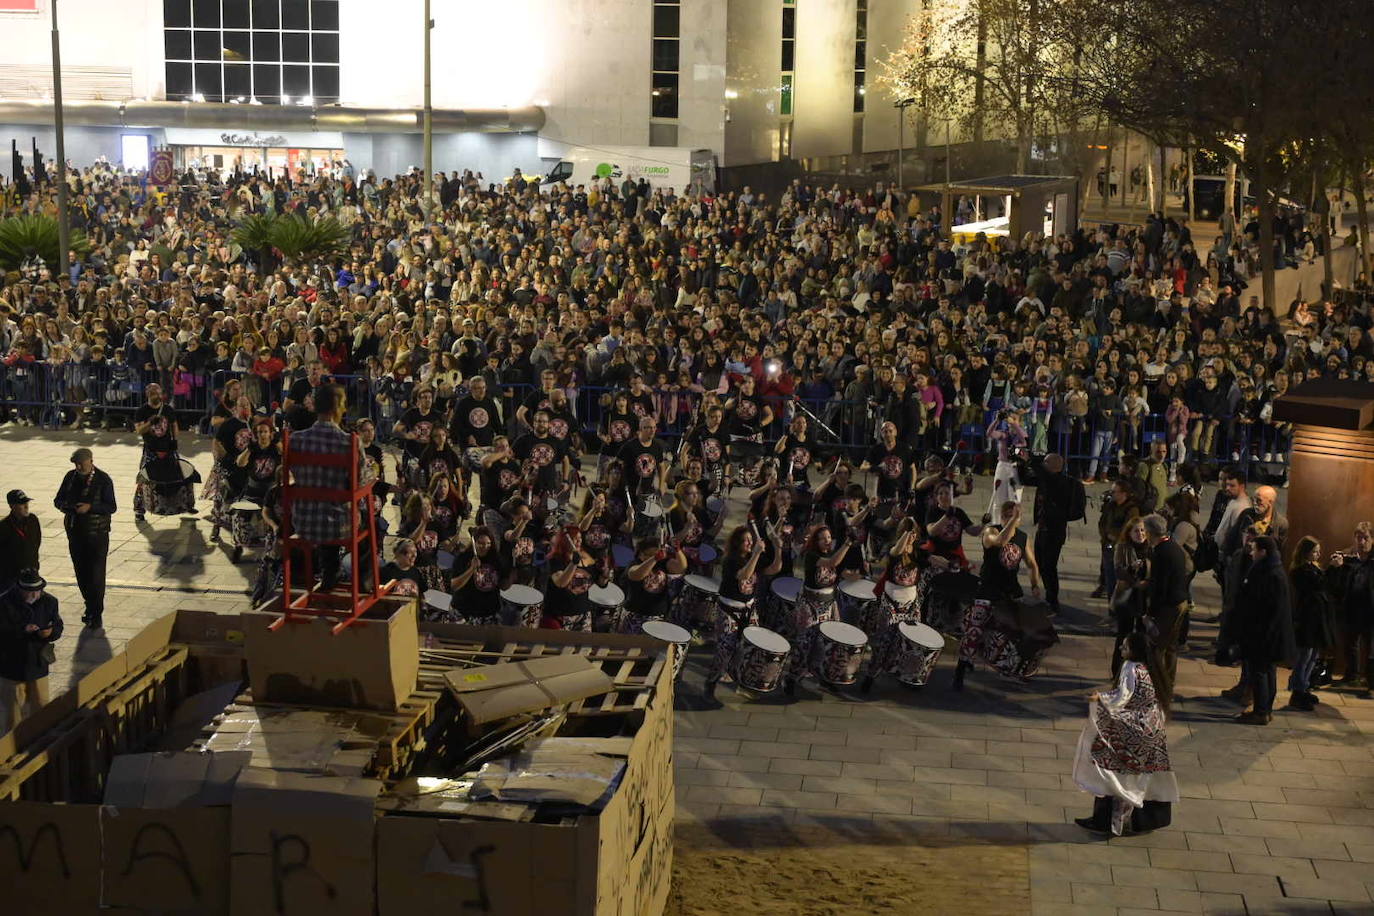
[543,146,716,195]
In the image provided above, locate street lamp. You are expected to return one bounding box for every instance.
[895,97,915,189]
[422,0,433,222]
[51,0,69,270]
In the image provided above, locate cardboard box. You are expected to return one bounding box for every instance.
[0,611,676,916]
[444,655,615,726]
[243,596,419,712]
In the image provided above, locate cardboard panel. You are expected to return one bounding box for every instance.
[0,801,102,915]
[100,807,230,916]
[123,613,179,670]
[375,818,582,915]
[229,769,379,916]
[243,599,418,712]
[171,609,246,648]
[444,656,615,725]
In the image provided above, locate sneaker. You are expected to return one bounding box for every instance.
[134,513,146,523]
[1230,452,1241,461]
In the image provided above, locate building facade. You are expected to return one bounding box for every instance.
[0,0,941,181]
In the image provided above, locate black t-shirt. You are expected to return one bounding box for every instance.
[731,393,766,434]
[380,562,426,599]
[420,445,463,484]
[513,433,566,491]
[626,390,657,421]
[866,441,913,498]
[451,546,506,616]
[400,407,442,454]
[244,443,281,497]
[926,504,975,551]
[521,388,556,419]
[545,409,579,449]
[452,396,501,446]
[215,416,251,472]
[719,556,761,603]
[546,562,595,619]
[778,433,817,487]
[624,559,672,618]
[481,457,524,509]
[617,437,668,491]
[135,404,177,452]
[689,424,729,467]
[287,377,323,406]
[601,411,636,456]
[979,528,1028,600]
[803,551,840,590]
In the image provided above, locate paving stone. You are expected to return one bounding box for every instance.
[1111,864,1198,890]
[1148,848,1233,873]
[1227,852,1317,880]
[1071,882,1157,907]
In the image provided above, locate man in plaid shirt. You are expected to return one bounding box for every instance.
[289,384,376,588]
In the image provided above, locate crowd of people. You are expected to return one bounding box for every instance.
[2,158,1373,836]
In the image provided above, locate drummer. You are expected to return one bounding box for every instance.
[132,383,180,523]
[775,414,819,493]
[860,421,916,508]
[597,391,637,480]
[208,395,253,542]
[513,409,572,515]
[955,500,1043,689]
[417,426,464,493]
[751,482,800,578]
[355,418,391,522]
[228,418,281,562]
[810,460,856,528]
[451,375,502,450]
[861,519,928,691]
[685,404,730,495]
[542,526,610,631]
[782,525,858,695]
[380,538,427,600]
[704,523,782,703]
[924,479,982,571]
[621,536,687,634]
[447,527,509,624]
[492,496,540,586]
[667,480,720,566]
[617,416,670,503]
[478,436,523,517]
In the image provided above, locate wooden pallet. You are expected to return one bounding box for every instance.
[416,635,668,717]
[373,688,444,778]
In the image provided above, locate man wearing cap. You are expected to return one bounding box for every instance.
[0,569,63,733]
[54,448,116,629]
[0,490,41,591]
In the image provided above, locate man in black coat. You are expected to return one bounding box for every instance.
[1144,514,1191,715]
[1226,536,1295,725]
[0,569,63,733]
[1031,453,1076,614]
[0,489,41,590]
[54,447,117,629]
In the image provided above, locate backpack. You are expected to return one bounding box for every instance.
[1066,478,1088,523]
[1194,536,1219,573]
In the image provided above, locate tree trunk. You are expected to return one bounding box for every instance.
[1144,153,1156,219]
[1101,131,1113,216]
[973,9,987,145]
[1223,161,1237,220]
[1252,165,1278,313]
[1186,147,1196,223]
[1354,166,1373,278]
[1159,144,1168,215]
[1015,120,1029,174]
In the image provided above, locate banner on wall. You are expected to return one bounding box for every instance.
[149,148,174,185]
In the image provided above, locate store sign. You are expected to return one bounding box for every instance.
[162,127,345,149]
[219,132,287,147]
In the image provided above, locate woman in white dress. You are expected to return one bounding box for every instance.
[1072,631,1179,836]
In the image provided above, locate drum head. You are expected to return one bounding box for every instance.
[423,589,451,611]
[438,550,456,569]
[696,544,718,564]
[742,626,790,654]
[589,583,626,607]
[684,574,720,594]
[178,458,197,480]
[612,544,635,568]
[640,502,664,518]
[839,579,877,600]
[705,496,725,514]
[770,576,802,602]
[885,582,918,603]
[642,620,691,645]
[819,620,868,647]
[900,621,945,650]
[501,584,543,606]
[229,500,260,512]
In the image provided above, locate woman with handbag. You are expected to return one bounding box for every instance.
[1110,517,1152,680]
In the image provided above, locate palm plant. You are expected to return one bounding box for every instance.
[0,214,91,270]
[265,212,351,266]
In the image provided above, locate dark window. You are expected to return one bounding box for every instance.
[223,0,251,28]
[651,71,679,119]
[855,41,866,71]
[253,63,281,98]
[652,5,679,38]
[225,63,252,98]
[251,0,280,28]
[281,31,310,62]
[193,30,222,60]
[853,72,865,113]
[782,6,795,39]
[224,30,252,60]
[281,0,309,29]
[782,41,795,73]
[310,0,339,30]
[312,65,340,100]
[252,31,280,61]
[311,32,338,63]
[165,0,192,28]
[194,62,223,100]
[652,39,678,73]
[781,73,793,116]
[191,0,220,28]
[165,29,192,60]
[166,61,193,99]
[282,64,311,99]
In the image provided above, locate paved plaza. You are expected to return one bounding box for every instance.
[4,424,1373,915]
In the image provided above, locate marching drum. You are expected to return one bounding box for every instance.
[673,574,721,634]
[500,584,545,629]
[589,582,627,633]
[612,544,635,569]
[632,498,665,539]
[139,455,200,516]
[465,446,491,473]
[732,626,791,694]
[894,622,945,687]
[227,499,268,550]
[812,621,869,686]
[766,576,802,631]
[691,543,718,573]
[838,578,879,629]
[641,619,693,681]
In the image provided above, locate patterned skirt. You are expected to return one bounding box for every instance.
[707,600,758,683]
[957,599,1046,679]
[779,587,838,682]
[866,590,922,677]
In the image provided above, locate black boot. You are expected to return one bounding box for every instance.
[1074,796,1113,835]
[702,678,722,708]
[860,675,875,694]
[953,659,971,691]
